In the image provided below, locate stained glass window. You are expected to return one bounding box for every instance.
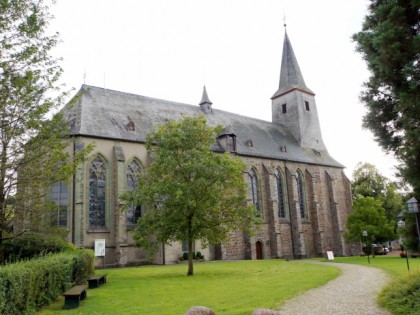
[248,169,260,212]
[51,181,68,227]
[296,171,306,218]
[89,156,106,229]
[274,169,286,218]
[127,160,142,225]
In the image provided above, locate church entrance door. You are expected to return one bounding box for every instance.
[256,241,263,260]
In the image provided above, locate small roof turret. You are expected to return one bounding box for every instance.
[272,32,314,99]
[199,85,212,114]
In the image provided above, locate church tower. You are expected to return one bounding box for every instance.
[271,31,326,151]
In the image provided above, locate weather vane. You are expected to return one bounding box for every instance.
[283,13,287,29]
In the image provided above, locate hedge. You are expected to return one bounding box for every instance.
[0,249,94,315]
[379,272,420,315]
[1,232,76,263]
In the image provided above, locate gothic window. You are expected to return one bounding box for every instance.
[127,159,142,225]
[248,169,260,213]
[89,156,107,229]
[51,181,68,227]
[274,169,286,218]
[305,101,310,111]
[296,170,307,219]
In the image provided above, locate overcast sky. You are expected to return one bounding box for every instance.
[49,0,398,180]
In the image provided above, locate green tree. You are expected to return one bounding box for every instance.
[127,116,259,276]
[352,162,387,198]
[0,0,90,262]
[353,0,420,195]
[352,162,404,221]
[345,196,395,247]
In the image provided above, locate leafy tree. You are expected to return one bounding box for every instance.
[0,0,91,262]
[353,0,420,195]
[127,116,259,276]
[352,162,387,198]
[345,196,395,247]
[352,162,404,221]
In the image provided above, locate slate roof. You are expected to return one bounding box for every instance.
[62,84,344,168]
[272,32,314,99]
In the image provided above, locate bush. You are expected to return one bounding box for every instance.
[182,252,188,260]
[0,249,94,315]
[379,272,420,315]
[1,233,75,263]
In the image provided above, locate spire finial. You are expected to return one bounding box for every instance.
[283,12,287,31]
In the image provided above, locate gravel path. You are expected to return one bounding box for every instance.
[278,261,392,315]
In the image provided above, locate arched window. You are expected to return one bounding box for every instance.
[248,169,260,213]
[127,159,142,225]
[89,156,106,229]
[51,181,68,227]
[296,170,307,219]
[274,169,286,218]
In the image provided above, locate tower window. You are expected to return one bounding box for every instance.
[305,101,310,111]
[282,103,287,114]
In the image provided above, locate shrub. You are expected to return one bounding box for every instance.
[379,272,420,315]
[182,252,188,260]
[1,233,75,263]
[0,249,94,315]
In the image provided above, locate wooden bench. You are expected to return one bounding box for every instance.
[63,285,87,309]
[88,274,107,289]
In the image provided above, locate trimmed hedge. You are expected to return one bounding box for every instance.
[1,232,75,263]
[0,249,94,315]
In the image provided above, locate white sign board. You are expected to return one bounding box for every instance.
[326,251,334,260]
[95,239,106,257]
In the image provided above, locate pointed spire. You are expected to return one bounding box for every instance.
[272,31,314,99]
[199,85,212,114]
[199,85,212,106]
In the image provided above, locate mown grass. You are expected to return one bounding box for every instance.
[328,255,420,276]
[324,255,420,315]
[38,260,339,315]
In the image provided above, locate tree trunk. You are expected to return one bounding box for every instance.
[187,239,194,276]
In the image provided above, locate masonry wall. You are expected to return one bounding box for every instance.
[66,136,352,267]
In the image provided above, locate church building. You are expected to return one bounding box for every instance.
[60,32,353,267]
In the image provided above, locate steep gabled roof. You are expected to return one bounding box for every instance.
[272,32,314,99]
[62,85,343,168]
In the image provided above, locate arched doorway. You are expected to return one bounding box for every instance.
[256,241,263,260]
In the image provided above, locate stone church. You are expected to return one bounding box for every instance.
[59,32,353,267]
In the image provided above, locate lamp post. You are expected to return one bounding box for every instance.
[406,197,420,246]
[362,230,370,264]
[397,219,410,272]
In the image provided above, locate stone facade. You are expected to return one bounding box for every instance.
[59,31,353,267]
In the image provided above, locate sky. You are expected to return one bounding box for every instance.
[48,0,398,180]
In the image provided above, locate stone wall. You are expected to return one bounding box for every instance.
[66,137,352,267]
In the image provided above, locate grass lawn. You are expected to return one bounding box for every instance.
[325,254,420,277]
[38,260,339,315]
